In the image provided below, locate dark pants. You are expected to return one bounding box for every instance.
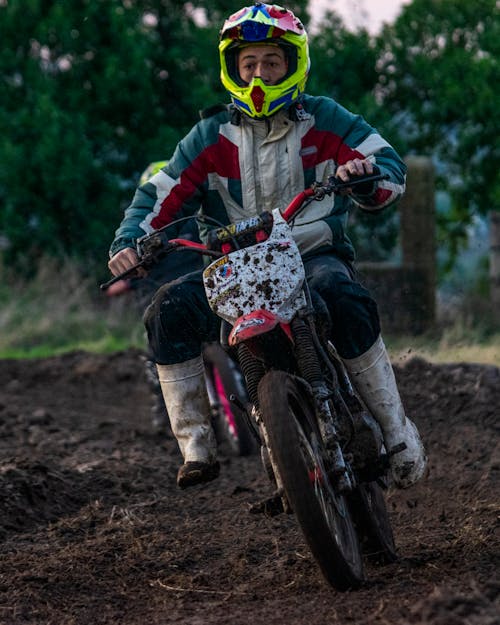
[144,253,380,364]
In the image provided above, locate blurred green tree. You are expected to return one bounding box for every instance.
[0,0,225,272]
[308,11,402,262]
[376,0,500,289]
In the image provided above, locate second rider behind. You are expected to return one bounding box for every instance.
[108,3,427,490]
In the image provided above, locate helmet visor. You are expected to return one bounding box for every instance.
[221,4,305,42]
[226,40,297,87]
[224,21,285,42]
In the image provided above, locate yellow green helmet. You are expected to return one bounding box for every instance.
[139,160,168,185]
[219,3,309,118]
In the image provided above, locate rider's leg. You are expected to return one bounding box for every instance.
[342,336,427,488]
[144,271,220,488]
[133,247,204,433]
[305,254,427,488]
[156,356,219,488]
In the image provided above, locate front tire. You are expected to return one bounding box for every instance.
[258,371,364,591]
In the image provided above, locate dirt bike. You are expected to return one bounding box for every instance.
[102,172,398,590]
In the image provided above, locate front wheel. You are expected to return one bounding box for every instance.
[258,371,364,591]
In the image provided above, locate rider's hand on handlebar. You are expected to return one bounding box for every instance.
[335,158,378,195]
[108,247,147,278]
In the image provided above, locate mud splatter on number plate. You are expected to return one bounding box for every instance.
[203,209,306,324]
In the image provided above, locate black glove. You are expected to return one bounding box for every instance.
[351,164,381,196]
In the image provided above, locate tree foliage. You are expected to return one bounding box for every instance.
[308,12,402,261]
[0,0,224,271]
[0,0,497,277]
[376,0,500,264]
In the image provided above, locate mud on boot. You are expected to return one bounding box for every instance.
[385,418,427,489]
[157,357,219,487]
[342,335,427,489]
[177,460,220,489]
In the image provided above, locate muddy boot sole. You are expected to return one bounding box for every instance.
[177,461,221,489]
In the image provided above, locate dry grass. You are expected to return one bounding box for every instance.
[388,336,500,367]
[387,312,500,366]
[1,257,498,364]
[0,257,144,358]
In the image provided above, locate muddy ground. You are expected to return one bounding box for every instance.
[0,349,498,625]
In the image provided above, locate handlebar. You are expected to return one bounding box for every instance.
[99,238,214,291]
[100,172,389,291]
[282,172,389,222]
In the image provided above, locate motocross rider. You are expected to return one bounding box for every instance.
[108,2,427,490]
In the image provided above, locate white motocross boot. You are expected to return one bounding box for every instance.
[157,356,219,489]
[342,335,427,488]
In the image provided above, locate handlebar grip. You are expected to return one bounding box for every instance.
[100,260,145,291]
[100,273,131,291]
[328,172,390,191]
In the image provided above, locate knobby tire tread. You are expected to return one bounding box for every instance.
[349,481,398,564]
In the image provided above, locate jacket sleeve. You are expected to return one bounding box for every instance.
[304,96,407,213]
[332,102,407,212]
[108,122,211,259]
[109,183,161,258]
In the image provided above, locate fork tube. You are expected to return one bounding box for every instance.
[237,343,265,408]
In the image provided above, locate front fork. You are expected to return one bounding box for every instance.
[236,318,354,495]
[291,316,354,492]
[255,412,293,514]
[312,385,353,492]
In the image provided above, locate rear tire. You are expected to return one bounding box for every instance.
[349,480,398,564]
[203,343,255,456]
[258,371,364,591]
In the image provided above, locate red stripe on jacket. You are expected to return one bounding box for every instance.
[151,135,240,229]
[300,128,365,169]
[373,187,392,204]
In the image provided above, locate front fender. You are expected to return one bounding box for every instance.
[229,309,292,346]
[230,310,296,371]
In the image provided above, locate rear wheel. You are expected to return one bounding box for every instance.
[349,480,398,564]
[203,343,255,456]
[258,370,364,591]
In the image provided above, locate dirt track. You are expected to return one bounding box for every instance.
[0,349,498,625]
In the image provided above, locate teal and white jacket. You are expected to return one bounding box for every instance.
[110,94,406,263]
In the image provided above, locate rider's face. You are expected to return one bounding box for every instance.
[237,45,288,86]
